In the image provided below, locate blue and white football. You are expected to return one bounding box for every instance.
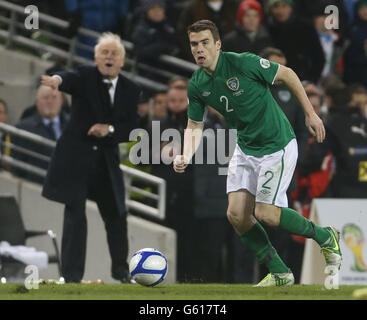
[129,248,168,286]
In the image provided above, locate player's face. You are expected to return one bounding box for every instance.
[189,30,221,73]
[95,41,125,80]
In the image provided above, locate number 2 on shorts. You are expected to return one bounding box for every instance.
[262,170,274,190]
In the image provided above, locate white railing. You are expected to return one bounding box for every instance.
[0,122,166,220]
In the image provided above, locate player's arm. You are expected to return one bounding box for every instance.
[173,119,204,173]
[275,65,325,143]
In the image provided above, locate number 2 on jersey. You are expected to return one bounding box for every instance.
[220,95,233,112]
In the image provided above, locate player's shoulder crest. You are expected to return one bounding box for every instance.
[226,76,240,91]
[260,58,271,69]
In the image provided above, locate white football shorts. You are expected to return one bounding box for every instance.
[226,138,298,207]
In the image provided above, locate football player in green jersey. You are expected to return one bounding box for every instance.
[173,20,342,286]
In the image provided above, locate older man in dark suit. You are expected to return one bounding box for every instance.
[41,32,141,283]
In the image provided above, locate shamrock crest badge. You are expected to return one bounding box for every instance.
[226,77,240,91]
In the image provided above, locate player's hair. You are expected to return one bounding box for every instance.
[187,20,220,42]
[94,32,126,58]
[260,47,285,60]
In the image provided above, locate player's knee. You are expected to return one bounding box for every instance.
[254,204,280,227]
[226,208,243,227]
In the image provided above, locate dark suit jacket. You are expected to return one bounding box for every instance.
[42,66,141,215]
[12,112,69,184]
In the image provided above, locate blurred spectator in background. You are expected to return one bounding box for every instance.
[131,0,177,80]
[319,74,344,117]
[0,99,8,125]
[64,0,130,59]
[165,0,192,29]
[152,91,168,123]
[304,81,323,119]
[324,85,367,198]
[20,66,70,120]
[223,0,273,54]
[343,0,367,89]
[344,0,360,25]
[292,0,349,39]
[313,4,345,81]
[147,90,169,180]
[163,87,189,132]
[0,99,11,170]
[20,90,70,121]
[323,82,348,114]
[136,94,151,130]
[12,85,69,184]
[266,0,325,83]
[177,0,239,60]
[349,83,367,117]
[168,75,189,89]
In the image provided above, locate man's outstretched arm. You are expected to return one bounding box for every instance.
[173,119,204,173]
[275,65,325,143]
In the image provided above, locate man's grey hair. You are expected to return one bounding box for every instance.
[94,32,126,58]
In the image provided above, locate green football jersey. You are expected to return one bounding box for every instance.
[187,51,296,156]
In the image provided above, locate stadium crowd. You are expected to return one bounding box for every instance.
[1,0,367,284]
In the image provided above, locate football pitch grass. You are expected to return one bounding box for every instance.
[0,283,366,300]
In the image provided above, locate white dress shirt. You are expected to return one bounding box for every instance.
[103,77,118,105]
[42,116,62,140]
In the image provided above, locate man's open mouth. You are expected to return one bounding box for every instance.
[105,63,113,67]
[197,56,206,64]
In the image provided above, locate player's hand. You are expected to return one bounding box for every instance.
[173,155,189,173]
[87,124,109,138]
[41,75,60,91]
[305,112,325,143]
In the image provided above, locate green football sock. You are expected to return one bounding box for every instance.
[240,221,289,274]
[279,207,330,245]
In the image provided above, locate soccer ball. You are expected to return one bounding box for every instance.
[129,248,168,286]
